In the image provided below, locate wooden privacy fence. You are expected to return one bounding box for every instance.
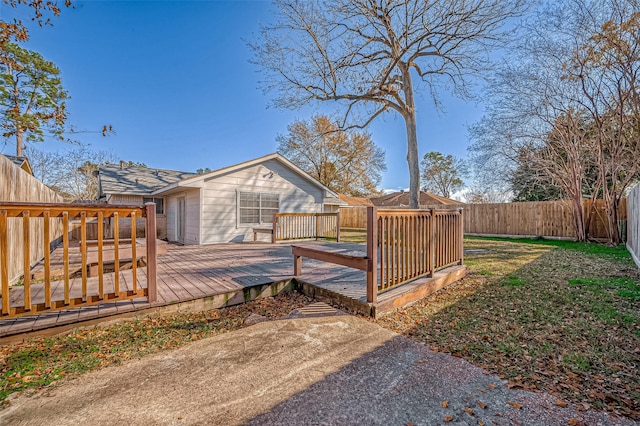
[628,185,640,267]
[273,212,340,242]
[293,207,464,303]
[1,154,64,284]
[464,199,627,240]
[0,202,157,318]
[340,208,368,229]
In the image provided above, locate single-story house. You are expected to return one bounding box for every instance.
[97,153,345,244]
[370,190,463,208]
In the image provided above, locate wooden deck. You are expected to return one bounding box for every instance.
[0,242,465,338]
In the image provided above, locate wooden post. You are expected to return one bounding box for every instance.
[43,210,51,309]
[80,211,87,301]
[63,211,70,305]
[113,212,120,295]
[272,214,278,244]
[429,209,436,277]
[97,211,104,299]
[144,204,157,303]
[458,207,464,265]
[0,210,9,315]
[22,211,31,311]
[315,213,320,240]
[336,211,341,242]
[131,211,137,292]
[366,206,377,304]
[293,254,302,276]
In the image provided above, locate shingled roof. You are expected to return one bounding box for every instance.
[370,190,462,207]
[98,165,196,198]
[338,194,374,207]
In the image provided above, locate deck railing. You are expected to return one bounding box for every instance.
[274,212,340,242]
[375,208,463,296]
[291,207,464,304]
[0,202,157,318]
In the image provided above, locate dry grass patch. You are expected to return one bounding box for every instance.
[377,237,640,420]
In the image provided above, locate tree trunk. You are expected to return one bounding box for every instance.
[16,130,23,157]
[402,66,420,209]
[571,193,586,242]
[404,113,420,209]
[606,196,621,245]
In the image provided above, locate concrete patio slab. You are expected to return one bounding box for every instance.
[1,312,633,426]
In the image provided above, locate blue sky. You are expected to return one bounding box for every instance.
[1,0,485,191]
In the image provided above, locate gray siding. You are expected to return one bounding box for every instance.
[200,160,324,244]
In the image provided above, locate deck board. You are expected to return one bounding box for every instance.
[0,241,465,337]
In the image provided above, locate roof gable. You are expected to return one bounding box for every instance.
[152,153,342,200]
[3,155,32,175]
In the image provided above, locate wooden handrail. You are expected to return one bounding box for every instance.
[0,202,143,219]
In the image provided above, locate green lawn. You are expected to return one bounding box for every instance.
[377,236,640,420]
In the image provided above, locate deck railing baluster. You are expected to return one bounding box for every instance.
[113,212,120,294]
[97,211,104,299]
[22,211,31,311]
[43,211,51,309]
[131,211,137,293]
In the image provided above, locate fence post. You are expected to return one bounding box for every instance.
[366,206,378,304]
[336,211,341,242]
[144,203,158,303]
[315,213,320,240]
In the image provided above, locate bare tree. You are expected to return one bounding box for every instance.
[29,145,115,200]
[563,3,640,244]
[278,115,386,196]
[252,0,526,208]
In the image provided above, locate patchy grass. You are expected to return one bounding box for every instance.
[377,236,640,420]
[0,292,312,405]
[339,228,367,243]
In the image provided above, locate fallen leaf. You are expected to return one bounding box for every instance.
[465,407,474,416]
[556,399,568,408]
[444,415,453,422]
[406,423,414,426]
[567,418,583,426]
[477,400,487,409]
[441,401,449,408]
[487,383,497,389]
[478,421,485,426]
[507,401,522,409]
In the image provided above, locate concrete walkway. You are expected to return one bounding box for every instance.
[1,306,634,426]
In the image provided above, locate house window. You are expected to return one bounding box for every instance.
[143,197,164,215]
[239,192,279,225]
